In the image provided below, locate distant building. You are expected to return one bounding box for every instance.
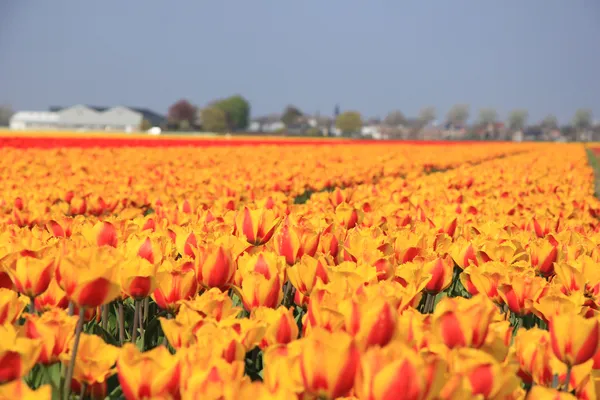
[9,105,165,132]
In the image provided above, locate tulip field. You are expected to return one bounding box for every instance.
[3,134,600,400]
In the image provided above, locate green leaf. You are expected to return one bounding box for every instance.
[92,324,120,347]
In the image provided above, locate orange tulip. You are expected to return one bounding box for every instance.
[194,243,236,290]
[178,288,241,322]
[287,254,330,297]
[120,257,158,300]
[124,234,166,265]
[0,380,52,400]
[57,246,121,308]
[22,308,79,364]
[298,329,360,399]
[81,220,118,247]
[526,386,577,400]
[0,324,41,383]
[529,238,558,277]
[335,203,361,230]
[433,295,496,349]
[34,278,69,311]
[513,328,565,386]
[0,288,29,324]
[117,343,180,400]
[237,252,285,310]
[550,313,600,366]
[355,342,446,400]
[272,219,320,265]
[449,348,521,399]
[253,306,299,349]
[61,333,119,388]
[423,254,455,294]
[235,207,282,246]
[341,297,397,349]
[152,259,198,314]
[498,272,547,315]
[5,255,55,298]
[460,263,507,304]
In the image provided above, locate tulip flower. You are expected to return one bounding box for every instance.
[0,288,29,324]
[0,324,41,383]
[550,313,600,367]
[341,296,397,349]
[513,328,565,387]
[526,386,577,400]
[34,278,69,312]
[0,380,52,400]
[236,252,286,310]
[498,272,547,316]
[272,219,320,266]
[5,255,55,299]
[529,238,558,277]
[117,343,180,400]
[179,346,245,398]
[151,259,198,314]
[61,333,120,389]
[81,220,118,247]
[287,254,330,297]
[124,234,166,265]
[193,243,236,290]
[234,207,282,246]
[297,328,360,399]
[433,295,496,349]
[449,348,521,399]
[120,257,158,300]
[355,342,446,400]
[423,254,455,294]
[318,223,340,259]
[22,308,79,365]
[252,306,299,349]
[460,262,507,304]
[449,238,478,270]
[335,202,361,230]
[178,288,241,322]
[57,246,121,308]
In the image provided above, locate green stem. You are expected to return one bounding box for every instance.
[101,303,109,331]
[563,365,572,392]
[117,302,125,345]
[131,300,140,343]
[63,307,85,400]
[30,296,36,314]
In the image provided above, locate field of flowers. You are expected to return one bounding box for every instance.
[1,135,599,399]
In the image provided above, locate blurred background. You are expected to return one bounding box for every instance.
[0,0,598,141]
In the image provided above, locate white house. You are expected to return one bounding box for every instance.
[9,105,165,132]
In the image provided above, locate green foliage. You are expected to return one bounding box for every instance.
[305,127,322,137]
[573,108,593,131]
[282,105,303,127]
[418,106,436,124]
[383,110,406,127]
[178,119,190,131]
[542,114,558,130]
[336,111,363,135]
[446,104,470,125]
[478,108,498,125]
[200,107,228,133]
[507,109,528,131]
[213,95,251,131]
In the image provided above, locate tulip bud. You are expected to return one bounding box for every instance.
[550,313,600,366]
[235,207,282,246]
[194,244,236,290]
[253,306,299,349]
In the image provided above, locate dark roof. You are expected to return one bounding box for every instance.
[49,105,165,126]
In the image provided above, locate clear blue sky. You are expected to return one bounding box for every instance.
[1,0,598,124]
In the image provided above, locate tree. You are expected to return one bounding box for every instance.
[541,114,558,131]
[573,109,593,138]
[478,108,498,125]
[383,110,406,127]
[140,119,152,131]
[200,107,228,133]
[178,120,190,131]
[213,95,250,131]
[168,99,196,126]
[418,106,436,124]
[0,105,13,126]
[281,105,303,127]
[446,104,470,126]
[507,109,528,132]
[336,111,363,136]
